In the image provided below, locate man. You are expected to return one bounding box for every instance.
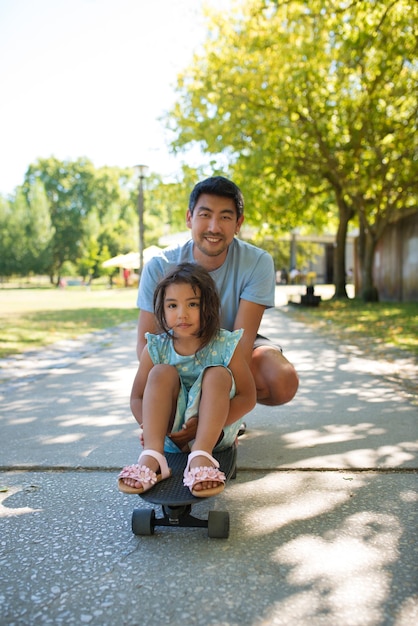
[136,176,299,420]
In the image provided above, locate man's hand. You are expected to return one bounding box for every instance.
[168,416,198,452]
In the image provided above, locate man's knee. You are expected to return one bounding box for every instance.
[272,362,299,405]
[252,347,299,406]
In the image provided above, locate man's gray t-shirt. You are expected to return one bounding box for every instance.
[137,238,275,330]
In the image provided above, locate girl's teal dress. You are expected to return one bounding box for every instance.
[145,328,244,452]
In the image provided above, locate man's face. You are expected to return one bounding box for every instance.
[186,194,244,267]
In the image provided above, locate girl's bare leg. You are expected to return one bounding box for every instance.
[123,364,179,489]
[190,366,231,492]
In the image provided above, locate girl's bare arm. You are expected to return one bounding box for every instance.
[130,346,154,426]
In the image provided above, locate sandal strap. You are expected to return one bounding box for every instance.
[138,449,171,480]
[183,450,219,477]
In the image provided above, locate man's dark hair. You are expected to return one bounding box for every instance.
[188,176,244,218]
[153,262,220,348]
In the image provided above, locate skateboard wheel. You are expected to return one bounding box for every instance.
[132,508,155,535]
[207,510,230,538]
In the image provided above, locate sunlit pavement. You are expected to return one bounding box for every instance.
[1,302,417,626]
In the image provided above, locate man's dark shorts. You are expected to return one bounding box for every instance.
[253,334,283,353]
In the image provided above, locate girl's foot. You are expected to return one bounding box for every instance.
[183,450,226,498]
[118,450,171,494]
[120,454,159,490]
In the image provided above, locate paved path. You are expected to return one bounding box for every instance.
[1,306,417,626]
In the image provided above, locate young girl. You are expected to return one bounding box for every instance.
[118,262,256,498]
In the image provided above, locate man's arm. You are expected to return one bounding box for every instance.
[136,310,158,360]
[223,341,257,426]
[233,299,266,364]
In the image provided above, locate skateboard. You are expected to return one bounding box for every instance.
[131,445,237,538]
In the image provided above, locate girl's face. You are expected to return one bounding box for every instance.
[163,282,201,339]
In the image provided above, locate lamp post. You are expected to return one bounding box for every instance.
[135,164,148,275]
[290,227,300,271]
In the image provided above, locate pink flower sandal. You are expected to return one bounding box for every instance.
[183,450,226,498]
[118,449,171,494]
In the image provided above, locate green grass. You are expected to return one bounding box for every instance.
[1,287,417,361]
[0,287,139,358]
[283,299,418,358]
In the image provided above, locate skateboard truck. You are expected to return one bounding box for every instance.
[132,504,230,537]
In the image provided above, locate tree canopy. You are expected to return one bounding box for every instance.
[167,0,418,299]
[2,0,416,299]
[0,157,196,283]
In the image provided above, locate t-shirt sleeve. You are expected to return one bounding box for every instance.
[240,250,275,308]
[136,257,166,311]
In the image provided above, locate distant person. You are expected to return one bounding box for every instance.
[134,176,299,445]
[118,263,256,497]
[276,268,288,284]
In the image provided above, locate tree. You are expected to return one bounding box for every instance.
[24,179,55,275]
[0,195,19,278]
[0,181,54,278]
[144,169,199,242]
[23,157,96,283]
[167,0,418,300]
[22,158,136,284]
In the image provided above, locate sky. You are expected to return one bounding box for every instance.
[0,0,231,196]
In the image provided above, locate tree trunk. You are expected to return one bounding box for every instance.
[334,219,348,298]
[333,190,353,299]
[360,229,379,302]
[357,209,379,302]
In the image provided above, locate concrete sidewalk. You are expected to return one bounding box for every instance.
[1,306,417,626]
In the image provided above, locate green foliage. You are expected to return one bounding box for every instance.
[0,181,54,277]
[0,158,198,282]
[1,158,143,282]
[20,157,139,283]
[167,0,418,300]
[77,236,100,280]
[246,228,323,276]
[144,170,195,242]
